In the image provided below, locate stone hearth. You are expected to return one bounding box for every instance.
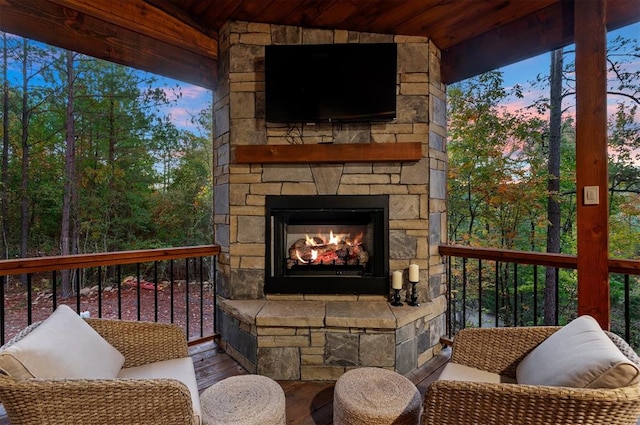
[212,21,448,380]
[219,297,446,380]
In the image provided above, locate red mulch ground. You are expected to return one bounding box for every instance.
[1,280,215,343]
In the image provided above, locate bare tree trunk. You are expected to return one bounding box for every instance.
[19,39,30,285]
[60,50,76,297]
[545,48,563,325]
[1,33,9,260]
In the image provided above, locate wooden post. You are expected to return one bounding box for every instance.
[575,0,609,329]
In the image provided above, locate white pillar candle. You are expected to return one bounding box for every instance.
[409,263,419,282]
[392,270,403,289]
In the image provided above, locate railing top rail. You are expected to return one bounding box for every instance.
[439,244,640,276]
[439,244,578,268]
[0,245,221,276]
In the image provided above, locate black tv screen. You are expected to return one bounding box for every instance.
[265,43,397,123]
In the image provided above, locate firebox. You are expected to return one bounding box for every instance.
[265,195,389,295]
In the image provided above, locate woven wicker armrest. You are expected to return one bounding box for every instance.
[0,375,197,425]
[85,318,188,368]
[450,326,560,377]
[422,380,640,425]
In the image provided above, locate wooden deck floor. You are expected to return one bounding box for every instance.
[193,341,452,425]
[0,341,451,424]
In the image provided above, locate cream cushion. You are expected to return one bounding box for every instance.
[0,304,125,379]
[119,357,201,424]
[516,315,640,388]
[439,362,516,384]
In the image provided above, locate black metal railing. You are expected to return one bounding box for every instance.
[0,245,220,345]
[440,245,640,350]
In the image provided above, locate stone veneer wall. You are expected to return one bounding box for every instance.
[212,20,448,380]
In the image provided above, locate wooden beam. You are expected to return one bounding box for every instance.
[441,0,640,84]
[47,0,218,58]
[0,0,217,89]
[575,0,610,329]
[233,142,423,164]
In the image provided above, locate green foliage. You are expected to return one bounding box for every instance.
[447,35,640,345]
[1,33,213,257]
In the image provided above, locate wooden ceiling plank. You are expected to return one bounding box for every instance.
[420,0,556,49]
[247,0,306,23]
[441,2,574,84]
[441,0,640,84]
[0,0,216,89]
[310,1,362,28]
[214,0,286,27]
[363,0,448,34]
[47,0,218,58]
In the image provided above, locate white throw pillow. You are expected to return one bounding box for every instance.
[516,315,640,388]
[0,304,125,379]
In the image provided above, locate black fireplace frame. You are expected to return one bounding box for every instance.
[265,195,389,295]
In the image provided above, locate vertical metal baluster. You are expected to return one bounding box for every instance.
[200,257,204,338]
[52,270,57,311]
[554,267,559,325]
[136,263,141,321]
[27,274,32,324]
[533,265,538,326]
[154,262,159,323]
[0,275,4,345]
[462,257,467,330]
[495,262,500,328]
[625,274,630,342]
[170,260,175,323]
[511,264,517,325]
[478,259,483,328]
[185,258,190,339]
[446,256,452,337]
[98,267,103,318]
[117,265,122,320]
[213,255,217,335]
[75,268,81,313]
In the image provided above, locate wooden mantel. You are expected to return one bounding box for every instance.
[233,142,422,164]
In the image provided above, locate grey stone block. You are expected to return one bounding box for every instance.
[430,169,446,200]
[359,333,395,367]
[220,311,258,364]
[396,322,416,344]
[325,333,359,366]
[237,216,265,243]
[389,230,417,260]
[257,347,300,380]
[230,269,264,299]
[395,337,417,375]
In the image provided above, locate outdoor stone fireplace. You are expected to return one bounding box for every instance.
[212,21,448,380]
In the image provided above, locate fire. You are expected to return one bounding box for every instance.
[347,232,363,246]
[288,228,369,269]
[295,250,306,263]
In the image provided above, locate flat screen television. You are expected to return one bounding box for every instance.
[265,43,397,123]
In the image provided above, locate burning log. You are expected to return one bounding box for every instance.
[287,232,369,269]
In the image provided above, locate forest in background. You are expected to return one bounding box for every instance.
[447,34,639,345]
[1,33,213,267]
[1,30,638,342]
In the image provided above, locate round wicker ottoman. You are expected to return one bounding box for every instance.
[333,367,422,425]
[200,374,286,425]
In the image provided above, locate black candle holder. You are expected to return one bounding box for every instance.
[408,280,420,306]
[391,288,403,306]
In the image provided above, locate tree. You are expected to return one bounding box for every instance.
[545,48,563,325]
[1,32,9,259]
[60,50,77,296]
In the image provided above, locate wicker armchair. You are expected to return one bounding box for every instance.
[422,326,640,425]
[0,318,198,425]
